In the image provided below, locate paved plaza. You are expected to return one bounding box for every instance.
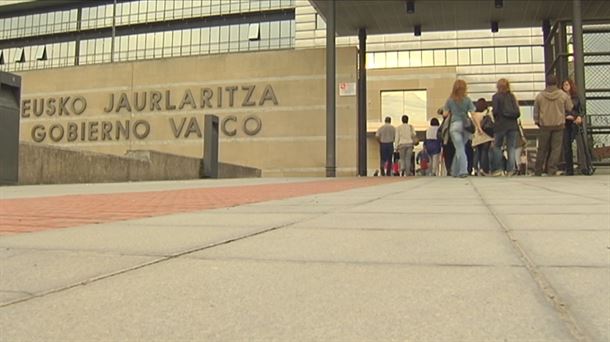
[0,176,609,341]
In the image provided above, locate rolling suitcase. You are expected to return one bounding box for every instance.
[575,126,596,175]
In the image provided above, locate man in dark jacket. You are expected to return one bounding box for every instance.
[534,74,574,176]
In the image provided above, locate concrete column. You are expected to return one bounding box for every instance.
[572,0,588,134]
[357,28,367,176]
[325,0,336,177]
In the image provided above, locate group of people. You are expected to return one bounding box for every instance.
[376,74,582,177]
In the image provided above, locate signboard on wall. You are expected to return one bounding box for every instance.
[339,82,356,96]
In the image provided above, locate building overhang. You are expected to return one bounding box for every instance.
[309,0,610,36]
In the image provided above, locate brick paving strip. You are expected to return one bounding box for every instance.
[0,178,401,235]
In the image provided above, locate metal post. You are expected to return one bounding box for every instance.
[110,0,117,63]
[357,28,368,176]
[542,19,552,76]
[572,0,588,136]
[74,6,82,66]
[203,114,219,178]
[325,0,336,177]
[556,22,569,83]
[0,72,21,185]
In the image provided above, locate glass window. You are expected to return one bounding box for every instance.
[458,48,470,65]
[269,21,280,39]
[520,46,532,63]
[229,25,239,42]
[434,50,446,66]
[532,46,544,63]
[316,13,326,30]
[482,48,494,64]
[398,51,410,67]
[248,23,260,40]
[446,49,457,65]
[507,47,519,63]
[385,51,398,68]
[182,29,191,46]
[381,90,428,126]
[374,52,386,68]
[422,50,433,66]
[495,47,507,64]
[410,50,421,67]
[470,48,482,64]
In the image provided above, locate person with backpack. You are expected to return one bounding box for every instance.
[425,118,442,176]
[394,114,418,176]
[534,74,574,176]
[492,78,520,176]
[471,98,494,176]
[443,79,476,178]
[561,79,583,176]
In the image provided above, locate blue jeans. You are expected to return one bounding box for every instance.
[379,142,394,176]
[474,141,492,174]
[493,129,518,172]
[449,120,469,176]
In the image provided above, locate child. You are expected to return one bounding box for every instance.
[416,148,430,176]
[424,118,442,176]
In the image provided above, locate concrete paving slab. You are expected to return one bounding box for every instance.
[0,222,270,256]
[0,259,573,341]
[511,231,610,266]
[491,204,610,215]
[127,211,315,228]
[0,178,322,199]
[0,291,30,304]
[290,212,501,231]
[189,228,522,266]
[0,249,154,297]
[212,205,340,214]
[342,202,490,214]
[542,267,610,342]
[500,214,610,231]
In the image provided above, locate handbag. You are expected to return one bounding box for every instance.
[464,116,475,134]
[481,114,495,137]
[438,117,450,145]
[517,120,528,147]
[411,125,420,145]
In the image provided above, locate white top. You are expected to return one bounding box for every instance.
[395,123,415,146]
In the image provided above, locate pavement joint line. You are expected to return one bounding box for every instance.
[0,246,165,259]
[539,265,610,269]
[469,178,593,342]
[287,226,500,232]
[0,289,34,296]
[0,220,304,308]
[508,180,610,203]
[183,255,526,268]
[0,179,416,308]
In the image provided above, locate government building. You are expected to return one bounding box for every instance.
[1,0,608,177]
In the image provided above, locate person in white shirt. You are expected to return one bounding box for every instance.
[375,116,396,176]
[394,115,417,176]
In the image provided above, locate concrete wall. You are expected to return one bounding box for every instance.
[17,47,359,177]
[18,142,260,185]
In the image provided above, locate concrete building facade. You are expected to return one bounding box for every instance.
[2,0,597,176]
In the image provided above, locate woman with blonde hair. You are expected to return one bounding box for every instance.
[443,79,476,178]
[492,78,520,176]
